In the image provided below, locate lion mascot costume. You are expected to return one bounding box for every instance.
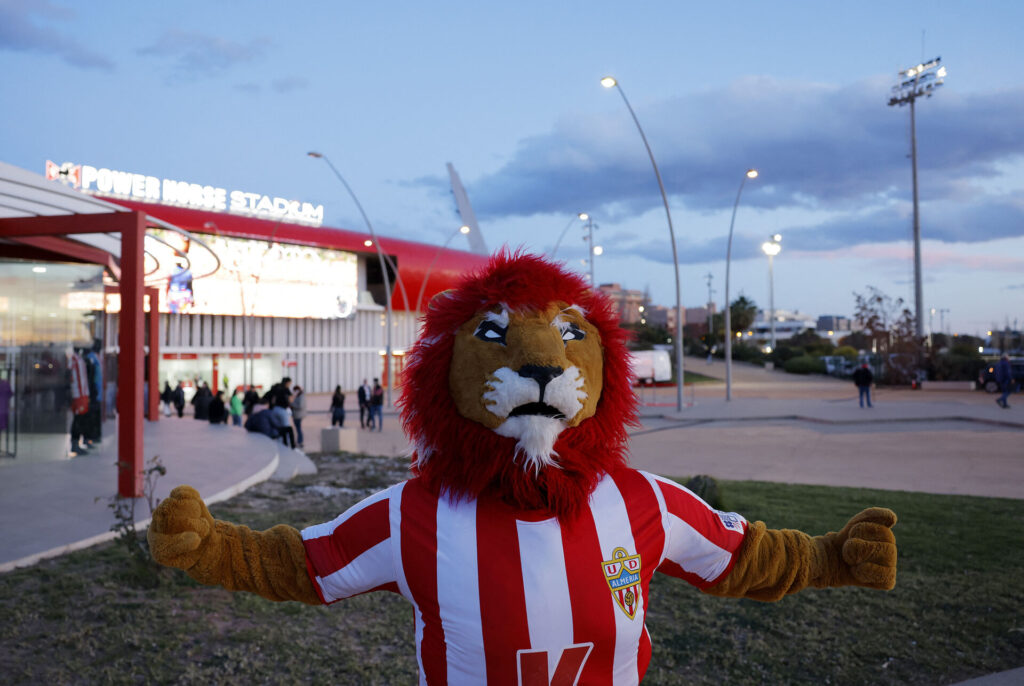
[150,251,897,684]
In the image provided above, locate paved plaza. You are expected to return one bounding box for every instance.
[2,357,1021,574]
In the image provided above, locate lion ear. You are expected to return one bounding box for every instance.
[428,289,457,310]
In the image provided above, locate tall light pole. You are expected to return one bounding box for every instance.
[308,151,398,406]
[601,75,685,411]
[580,212,600,286]
[761,234,782,352]
[889,56,946,340]
[417,225,470,312]
[724,169,759,401]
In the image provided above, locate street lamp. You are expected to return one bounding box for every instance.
[889,56,946,340]
[724,169,759,401]
[307,150,405,406]
[602,75,685,412]
[761,234,781,352]
[417,225,470,312]
[550,212,586,259]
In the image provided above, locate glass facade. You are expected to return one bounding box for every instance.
[0,260,106,461]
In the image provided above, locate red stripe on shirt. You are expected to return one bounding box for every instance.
[560,506,616,686]
[477,497,531,686]
[656,480,747,553]
[610,469,665,681]
[400,481,447,684]
[303,499,391,585]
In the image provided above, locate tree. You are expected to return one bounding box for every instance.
[852,286,923,383]
[729,295,758,334]
[622,322,670,350]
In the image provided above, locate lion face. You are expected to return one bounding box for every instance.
[449,300,603,471]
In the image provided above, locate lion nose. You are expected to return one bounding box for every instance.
[518,365,563,400]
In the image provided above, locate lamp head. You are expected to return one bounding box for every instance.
[459,225,471,234]
[746,169,759,179]
[772,233,782,243]
[307,151,323,159]
[578,212,589,221]
[600,76,617,88]
[363,239,373,247]
[761,241,781,257]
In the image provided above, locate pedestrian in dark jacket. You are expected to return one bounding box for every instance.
[243,387,260,418]
[330,385,346,427]
[191,382,212,420]
[245,409,279,439]
[160,382,173,417]
[208,390,228,424]
[995,355,1015,408]
[852,363,874,409]
[172,382,186,418]
[370,378,384,432]
[357,378,371,428]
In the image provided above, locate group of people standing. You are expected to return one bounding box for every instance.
[156,375,387,447]
[356,378,384,431]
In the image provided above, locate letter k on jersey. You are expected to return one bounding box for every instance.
[518,643,594,686]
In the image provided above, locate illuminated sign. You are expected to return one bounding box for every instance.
[149,229,359,319]
[45,160,324,226]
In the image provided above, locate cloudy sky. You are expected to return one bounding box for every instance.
[2,0,1022,335]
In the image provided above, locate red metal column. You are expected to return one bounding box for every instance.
[118,212,146,498]
[146,287,160,423]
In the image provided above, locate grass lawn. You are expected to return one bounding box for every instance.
[1,452,1021,685]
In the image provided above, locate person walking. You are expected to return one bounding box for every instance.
[291,385,307,448]
[172,381,186,418]
[357,378,371,429]
[852,362,874,409]
[160,381,173,417]
[370,378,384,432]
[995,354,1014,408]
[191,382,212,420]
[228,388,244,426]
[330,385,346,427]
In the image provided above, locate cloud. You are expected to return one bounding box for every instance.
[271,76,308,93]
[0,0,113,70]
[459,75,1024,227]
[137,29,270,81]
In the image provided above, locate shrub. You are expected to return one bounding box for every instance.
[684,475,722,510]
[784,355,826,375]
[835,345,859,360]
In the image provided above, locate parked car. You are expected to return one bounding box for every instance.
[977,358,1024,393]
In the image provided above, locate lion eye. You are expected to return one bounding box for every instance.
[562,323,585,344]
[474,320,507,345]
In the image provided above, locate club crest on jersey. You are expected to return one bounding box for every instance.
[601,547,642,620]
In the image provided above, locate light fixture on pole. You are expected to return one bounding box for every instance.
[724,169,759,401]
[417,225,470,312]
[888,56,946,340]
[308,150,400,407]
[761,234,782,353]
[602,75,685,412]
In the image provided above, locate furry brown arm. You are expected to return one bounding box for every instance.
[704,507,897,602]
[147,485,321,605]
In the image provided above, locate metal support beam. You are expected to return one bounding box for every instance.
[146,287,161,423]
[117,212,147,498]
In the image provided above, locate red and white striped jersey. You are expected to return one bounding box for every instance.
[301,468,748,685]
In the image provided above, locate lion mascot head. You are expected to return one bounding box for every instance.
[398,250,638,519]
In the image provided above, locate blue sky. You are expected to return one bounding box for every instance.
[2,0,1023,335]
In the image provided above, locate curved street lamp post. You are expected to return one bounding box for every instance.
[761,234,782,353]
[602,76,685,412]
[724,169,759,401]
[307,151,408,407]
[417,225,470,312]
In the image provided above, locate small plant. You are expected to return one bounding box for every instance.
[104,455,167,586]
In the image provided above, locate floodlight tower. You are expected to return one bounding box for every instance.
[888,56,946,340]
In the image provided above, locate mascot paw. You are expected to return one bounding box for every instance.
[838,507,898,590]
[147,485,216,570]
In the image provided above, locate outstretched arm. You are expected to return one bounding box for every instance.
[148,486,321,605]
[704,507,897,602]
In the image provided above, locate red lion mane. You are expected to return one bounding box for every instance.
[398,250,638,520]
